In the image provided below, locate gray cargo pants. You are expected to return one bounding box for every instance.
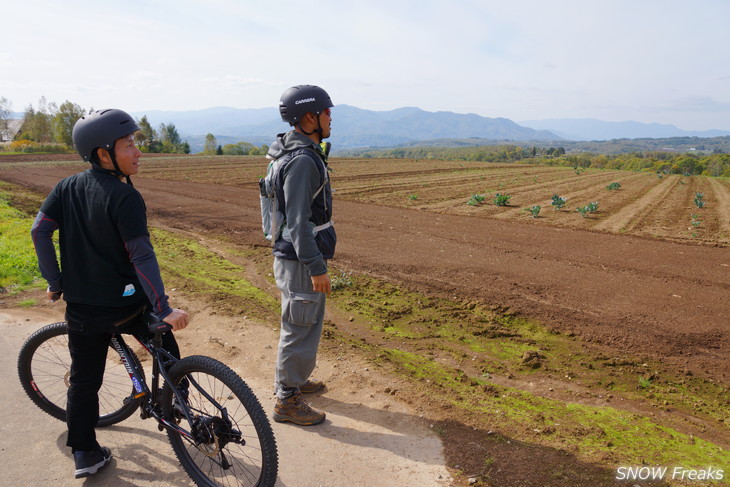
[274,257,326,399]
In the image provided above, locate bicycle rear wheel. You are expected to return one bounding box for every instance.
[17,322,144,427]
[163,355,278,487]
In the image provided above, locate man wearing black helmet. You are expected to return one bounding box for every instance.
[30,109,189,478]
[268,85,335,426]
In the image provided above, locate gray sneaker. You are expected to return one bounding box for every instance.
[74,446,112,479]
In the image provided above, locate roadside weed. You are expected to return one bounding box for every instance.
[0,186,45,292]
[331,270,355,291]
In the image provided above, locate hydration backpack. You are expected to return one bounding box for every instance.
[259,146,331,244]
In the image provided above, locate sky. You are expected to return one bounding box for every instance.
[2,0,729,131]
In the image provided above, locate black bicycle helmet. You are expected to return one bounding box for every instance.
[72,109,140,162]
[279,85,333,125]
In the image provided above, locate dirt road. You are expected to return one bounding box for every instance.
[0,304,451,486]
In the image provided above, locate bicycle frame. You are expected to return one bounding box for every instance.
[112,329,237,448]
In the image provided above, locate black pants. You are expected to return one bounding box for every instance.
[65,302,180,452]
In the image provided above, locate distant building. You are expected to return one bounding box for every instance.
[0,119,23,142]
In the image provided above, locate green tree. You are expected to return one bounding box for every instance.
[159,123,182,153]
[221,141,267,155]
[135,116,160,152]
[0,96,12,142]
[52,101,86,148]
[203,133,217,154]
[18,97,57,143]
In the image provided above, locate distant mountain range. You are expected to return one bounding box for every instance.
[10,107,730,153]
[132,106,730,153]
[132,105,560,152]
[518,118,730,141]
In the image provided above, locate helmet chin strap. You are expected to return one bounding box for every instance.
[93,148,133,186]
[297,114,324,142]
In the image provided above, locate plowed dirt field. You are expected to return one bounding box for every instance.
[1,155,727,381]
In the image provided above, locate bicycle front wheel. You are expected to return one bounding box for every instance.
[163,355,278,487]
[17,322,144,427]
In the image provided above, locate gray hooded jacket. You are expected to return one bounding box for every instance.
[267,131,335,276]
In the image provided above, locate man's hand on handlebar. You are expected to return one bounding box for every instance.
[164,308,190,331]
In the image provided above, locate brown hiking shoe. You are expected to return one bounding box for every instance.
[273,392,326,426]
[299,379,325,394]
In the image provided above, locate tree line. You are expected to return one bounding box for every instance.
[346,144,730,178]
[201,133,268,156]
[0,96,263,156]
[0,96,193,154]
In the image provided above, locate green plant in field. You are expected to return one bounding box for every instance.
[576,201,599,218]
[657,172,663,179]
[690,214,701,227]
[525,205,541,218]
[551,194,567,211]
[606,182,621,191]
[407,194,418,201]
[574,167,584,175]
[467,194,486,206]
[638,376,652,389]
[493,193,511,207]
[694,193,705,208]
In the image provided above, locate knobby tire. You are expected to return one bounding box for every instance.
[163,355,278,487]
[17,322,143,427]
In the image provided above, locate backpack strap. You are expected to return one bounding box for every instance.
[276,147,332,240]
[277,147,327,208]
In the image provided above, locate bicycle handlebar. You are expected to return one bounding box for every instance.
[148,321,173,334]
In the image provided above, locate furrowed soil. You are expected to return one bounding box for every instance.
[1,154,728,487]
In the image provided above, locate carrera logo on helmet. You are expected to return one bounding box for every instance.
[295,98,316,105]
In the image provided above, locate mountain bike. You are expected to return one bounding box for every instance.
[17,317,278,487]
